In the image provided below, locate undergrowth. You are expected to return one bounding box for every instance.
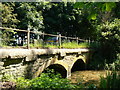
[99,71,120,89]
[16,70,76,89]
[1,69,120,89]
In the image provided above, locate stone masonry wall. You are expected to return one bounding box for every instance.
[0,54,58,80]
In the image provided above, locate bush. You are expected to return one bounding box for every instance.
[16,69,75,89]
[30,73,75,89]
[105,53,120,70]
[16,77,31,90]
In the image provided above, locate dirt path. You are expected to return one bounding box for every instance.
[70,70,108,86]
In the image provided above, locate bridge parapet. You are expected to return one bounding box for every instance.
[0,49,89,58]
[0,49,92,80]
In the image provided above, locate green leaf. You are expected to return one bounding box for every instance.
[88,13,97,20]
[74,2,84,9]
[102,2,116,12]
[106,3,112,11]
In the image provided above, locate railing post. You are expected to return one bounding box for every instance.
[76,37,78,44]
[88,37,90,45]
[0,3,2,46]
[27,28,30,49]
[0,31,2,46]
[59,34,61,48]
[42,32,44,46]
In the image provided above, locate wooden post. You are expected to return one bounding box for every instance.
[42,32,44,46]
[0,3,2,46]
[86,39,88,43]
[76,37,78,44]
[59,34,61,48]
[89,37,90,45]
[42,32,44,39]
[0,31,2,45]
[27,28,30,49]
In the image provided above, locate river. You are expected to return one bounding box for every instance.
[69,70,108,86]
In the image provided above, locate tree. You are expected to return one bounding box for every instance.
[74,2,120,69]
[15,2,44,31]
[97,18,120,62]
[1,2,19,45]
[14,2,45,43]
[74,2,116,21]
[43,2,95,40]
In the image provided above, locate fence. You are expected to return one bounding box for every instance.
[0,27,89,49]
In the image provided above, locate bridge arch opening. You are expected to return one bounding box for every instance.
[43,64,67,78]
[71,59,85,72]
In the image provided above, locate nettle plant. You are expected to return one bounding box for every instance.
[16,69,76,89]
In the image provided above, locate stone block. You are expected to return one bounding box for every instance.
[0,66,5,71]
[0,61,2,66]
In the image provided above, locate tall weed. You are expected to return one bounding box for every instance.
[99,71,120,89]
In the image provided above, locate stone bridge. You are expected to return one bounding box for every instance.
[0,49,92,80]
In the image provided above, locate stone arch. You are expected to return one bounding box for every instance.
[43,64,67,78]
[71,59,86,72]
[33,59,68,78]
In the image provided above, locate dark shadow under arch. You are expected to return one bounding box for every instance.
[43,64,67,78]
[71,59,85,72]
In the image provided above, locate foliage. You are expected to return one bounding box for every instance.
[29,42,43,48]
[87,42,105,70]
[1,2,19,45]
[61,41,89,49]
[30,73,75,89]
[29,43,42,48]
[2,3,19,28]
[29,41,89,49]
[97,18,120,63]
[44,44,59,48]
[16,77,31,90]
[16,69,75,89]
[99,71,120,89]
[105,53,120,71]
[1,74,16,82]
[42,2,95,40]
[15,2,44,31]
[88,18,120,70]
[74,2,116,20]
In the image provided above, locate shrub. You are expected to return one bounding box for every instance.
[16,69,76,89]
[16,77,31,90]
[30,73,75,89]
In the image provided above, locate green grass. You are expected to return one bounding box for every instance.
[28,42,90,49]
[44,44,59,48]
[1,41,91,49]
[61,42,89,49]
[29,43,43,48]
[0,43,8,47]
[43,42,90,49]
